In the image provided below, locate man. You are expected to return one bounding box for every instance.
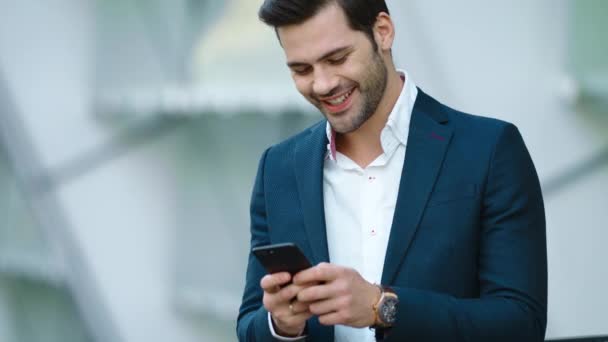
[237,0,547,341]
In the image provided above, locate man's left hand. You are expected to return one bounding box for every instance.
[292,263,381,328]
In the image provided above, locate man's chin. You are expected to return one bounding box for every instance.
[323,107,366,134]
[328,120,358,134]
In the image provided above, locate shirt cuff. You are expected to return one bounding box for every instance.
[267,312,307,341]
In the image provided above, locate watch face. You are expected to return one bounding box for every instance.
[379,296,398,325]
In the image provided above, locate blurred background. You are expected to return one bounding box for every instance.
[0,0,606,341]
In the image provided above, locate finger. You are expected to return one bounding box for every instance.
[318,311,345,326]
[277,283,302,303]
[289,300,310,315]
[264,284,298,312]
[308,297,345,316]
[266,282,306,312]
[297,283,337,303]
[293,263,339,285]
[260,272,292,292]
[273,302,311,320]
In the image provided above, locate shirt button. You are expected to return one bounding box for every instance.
[371,228,377,236]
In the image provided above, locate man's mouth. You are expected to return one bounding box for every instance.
[320,88,356,113]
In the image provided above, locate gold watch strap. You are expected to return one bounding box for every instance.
[372,284,384,326]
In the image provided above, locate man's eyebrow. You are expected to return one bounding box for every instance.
[287,46,352,68]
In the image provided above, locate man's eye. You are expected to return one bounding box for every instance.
[293,67,312,75]
[328,56,347,65]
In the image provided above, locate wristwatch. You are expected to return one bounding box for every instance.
[371,285,399,328]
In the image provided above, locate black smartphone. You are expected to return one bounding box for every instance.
[252,242,312,275]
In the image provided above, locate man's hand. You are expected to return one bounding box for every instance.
[293,263,382,328]
[260,272,312,337]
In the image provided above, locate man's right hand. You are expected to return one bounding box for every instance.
[261,272,312,337]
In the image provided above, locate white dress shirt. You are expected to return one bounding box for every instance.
[270,71,418,341]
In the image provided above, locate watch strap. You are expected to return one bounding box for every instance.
[371,285,398,328]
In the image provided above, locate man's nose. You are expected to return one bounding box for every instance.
[312,68,338,97]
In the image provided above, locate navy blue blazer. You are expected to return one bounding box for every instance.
[237,89,547,341]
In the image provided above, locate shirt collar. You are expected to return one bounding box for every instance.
[325,69,418,162]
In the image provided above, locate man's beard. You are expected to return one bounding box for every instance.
[326,51,388,134]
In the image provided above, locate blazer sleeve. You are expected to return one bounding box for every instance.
[236,148,279,341]
[386,123,547,342]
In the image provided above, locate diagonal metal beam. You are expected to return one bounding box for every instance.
[30,115,189,194]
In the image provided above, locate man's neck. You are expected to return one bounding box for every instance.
[336,70,404,168]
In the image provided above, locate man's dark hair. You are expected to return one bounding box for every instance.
[258,0,390,50]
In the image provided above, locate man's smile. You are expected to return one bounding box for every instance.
[319,87,357,114]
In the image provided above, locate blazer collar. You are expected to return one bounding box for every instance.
[381,88,453,284]
[294,121,331,265]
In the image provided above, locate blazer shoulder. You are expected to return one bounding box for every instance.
[449,106,511,131]
[440,102,517,144]
[257,119,326,177]
[417,89,515,138]
[265,119,325,158]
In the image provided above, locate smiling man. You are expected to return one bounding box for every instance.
[237,1,547,341]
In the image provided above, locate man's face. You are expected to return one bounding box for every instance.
[278,3,388,134]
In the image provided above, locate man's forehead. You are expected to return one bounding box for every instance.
[277,5,360,63]
[280,32,354,64]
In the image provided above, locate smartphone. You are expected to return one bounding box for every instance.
[252,242,312,275]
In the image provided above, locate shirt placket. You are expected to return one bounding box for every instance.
[360,168,380,283]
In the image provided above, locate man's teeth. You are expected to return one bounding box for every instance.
[327,90,353,105]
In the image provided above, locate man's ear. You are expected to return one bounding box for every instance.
[373,12,395,52]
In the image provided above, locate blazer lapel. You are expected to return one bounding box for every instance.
[381,90,453,285]
[294,122,331,265]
